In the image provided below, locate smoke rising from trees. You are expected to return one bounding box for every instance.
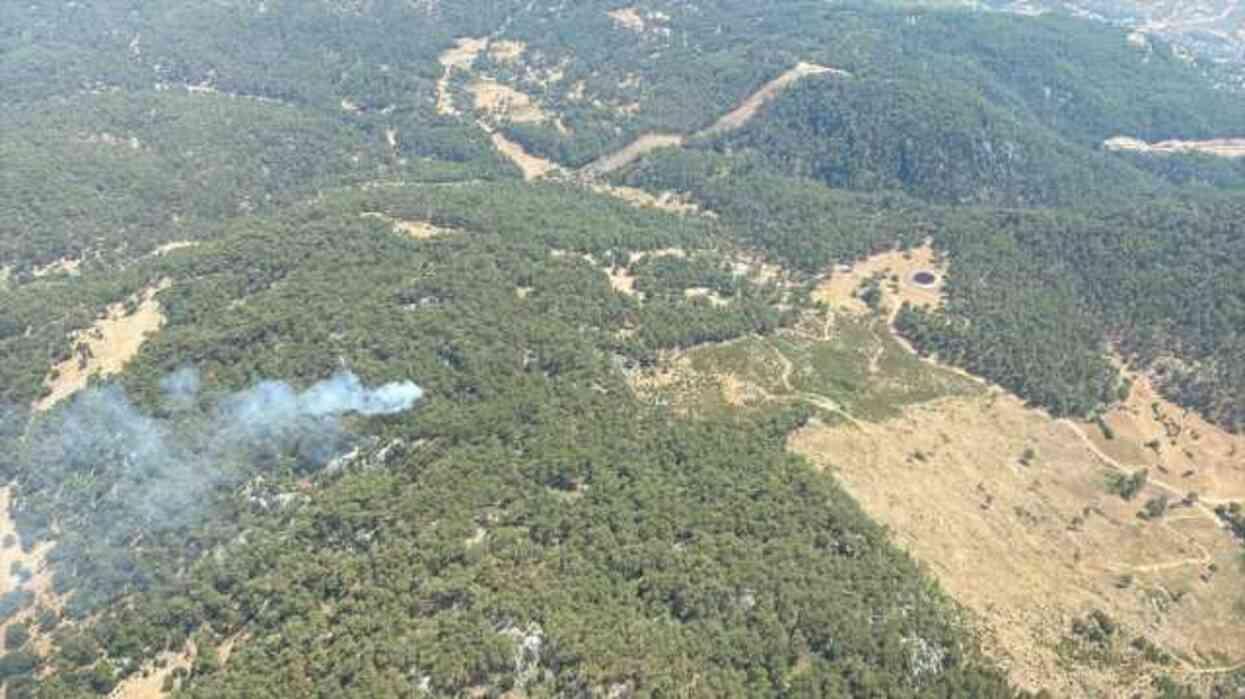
[11,369,424,537]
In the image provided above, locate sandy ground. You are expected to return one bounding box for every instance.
[436,37,488,117]
[578,59,846,179]
[813,242,946,323]
[1083,368,1245,504]
[607,7,671,35]
[789,386,1245,697]
[608,8,647,32]
[488,40,526,65]
[578,133,685,179]
[361,212,456,239]
[632,246,1245,695]
[588,183,707,215]
[488,127,561,180]
[152,241,199,256]
[1104,135,1245,158]
[468,78,553,125]
[108,641,196,699]
[701,62,849,137]
[34,279,171,412]
[31,257,82,278]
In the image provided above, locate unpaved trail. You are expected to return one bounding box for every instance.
[578,61,847,179]
[577,133,684,179]
[701,62,848,137]
[1104,135,1245,158]
[1058,418,1225,527]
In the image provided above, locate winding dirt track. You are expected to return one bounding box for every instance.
[576,62,848,179]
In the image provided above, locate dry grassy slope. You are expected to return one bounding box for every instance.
[631,248,1245,697]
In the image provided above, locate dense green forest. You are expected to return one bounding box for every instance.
[3,0,1245,696]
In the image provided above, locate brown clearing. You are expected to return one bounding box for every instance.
[468,78,555,125]
[436,37,488,117]
[635,246,1245,695]
[1104,135,1245,158]
[360,212,456,240]
[1081,368,1245,505]
[487,127,561,180]
[488,40,526,65]
[607,7,648,33]
[34,279,171,413]
[701,62,849,137]
[799,250,1245,695]
[577,133,685,179]
[813,242,946,324]
[0,485,63,677]
[31,257,82,278]
[789,388,1245,697]
[152,241,199,256]
[588,183,707,216]
[108,641,196,699]
[579,60,847,179]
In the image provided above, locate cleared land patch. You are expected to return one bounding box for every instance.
[360,212,457,240]
[35,279,171,412]
[1104,135,1245,158]
[633,247,1245,695]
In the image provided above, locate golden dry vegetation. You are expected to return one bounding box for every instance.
[35,280,172,413]
[632,247,1245,696]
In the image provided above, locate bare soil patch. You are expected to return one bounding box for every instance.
[31,257,82,278]
[35,279,171,412]
[578,133,684,179]
[702,62,848,137]
[813,242,946,323]
[436,37,488,116]
[488,40,526,65]
[152,241,199,256]
[1082,369,1245,504]
[789,389,1245,696]
[361,212,456,240]
[468,78,552,125]
[1105,135,1245,158]
[588,183,707,216]
[487,127,561,180]
[108,641,196,699]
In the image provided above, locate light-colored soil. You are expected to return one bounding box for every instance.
[578,133,685,179]
[360,212,456,239]
[488,40,526,65]
[34,279,171,412]
[109,641,196,699]
[578,60,847,180]
[31,257,82,278]
[488,127,561,180]
[0,485,61,677]
[468,78,553,125]
[588,183,707,215]
[633,245,1245,695]
[789,387,1245,697]
[683,287,730,306]
[813,242,946,323]
[1081,368,1245,504]
[1104,135,1245,158]
[152,241,199,256]
[436,37,489,116]
[701,62,849,137]
[608,8,647,32]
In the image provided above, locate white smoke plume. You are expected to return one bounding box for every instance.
[17,369,423,532]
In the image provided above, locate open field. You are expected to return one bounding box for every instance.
[34,280,171,413]
[632,248,1245,696]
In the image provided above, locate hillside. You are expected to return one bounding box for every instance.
[2,1,1244,698]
